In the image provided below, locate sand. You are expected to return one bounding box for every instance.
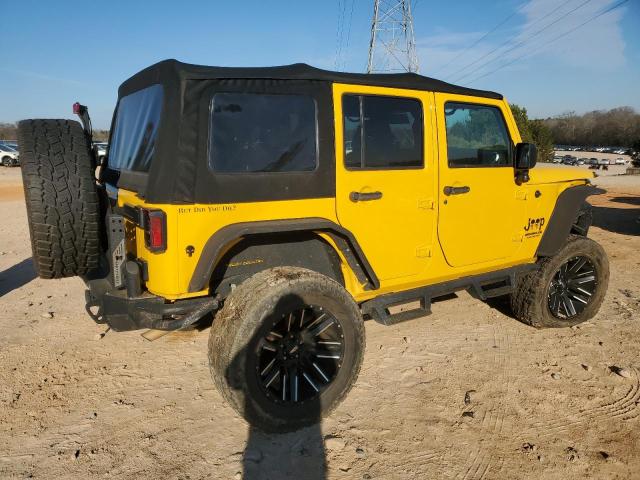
[1,165,639,479]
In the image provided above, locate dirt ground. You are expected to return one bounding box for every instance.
[1,166,639,480]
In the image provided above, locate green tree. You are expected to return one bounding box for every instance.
[510,104,533,143]
[510,104,554,162]
[529,119,554,164]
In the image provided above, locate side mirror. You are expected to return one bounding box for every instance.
[514,143,537,184]
[515,142,537,170]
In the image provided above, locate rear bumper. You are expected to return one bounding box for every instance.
[84,275,216,332]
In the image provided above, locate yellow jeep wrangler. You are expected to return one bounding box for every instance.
[18,60,608,432]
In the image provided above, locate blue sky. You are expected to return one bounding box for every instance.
[1,0,638,129]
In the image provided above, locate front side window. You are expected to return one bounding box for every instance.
[342,94,423,169]
[444,102,512,168]
[109,84,164,172]
[209,93,317,173]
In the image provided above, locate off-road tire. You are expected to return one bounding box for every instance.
[17,119,101,278]
[208,266,365,432]
[511,235,609,328]
[1,156,12,167]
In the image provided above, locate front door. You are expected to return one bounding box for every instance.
[334,84,436,283]
[435,95,525,268]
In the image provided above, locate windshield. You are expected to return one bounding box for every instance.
[0,145,15,152]
[108,84,163,172]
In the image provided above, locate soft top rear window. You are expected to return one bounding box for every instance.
[108,84,164,172]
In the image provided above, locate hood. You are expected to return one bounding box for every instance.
[527,164,594,185]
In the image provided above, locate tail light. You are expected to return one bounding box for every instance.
[142,209,167,253]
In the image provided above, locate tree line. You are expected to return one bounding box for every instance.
[543,107,640,148]
[0,122,109,142]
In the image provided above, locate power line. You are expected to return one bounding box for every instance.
[453,0,593,84]
[445,0,575,82]
[341,0,356,70]
[334,0,348,70]
[432,2,527,77]
[464,0,629,86]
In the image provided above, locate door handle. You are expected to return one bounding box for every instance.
[350,191,383,202]
[443,185,470,196]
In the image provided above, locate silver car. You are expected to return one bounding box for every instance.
[0,144,19,166]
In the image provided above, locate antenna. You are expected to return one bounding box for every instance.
[367,0,419,73]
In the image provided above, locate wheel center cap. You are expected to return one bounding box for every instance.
[283,334,302,354]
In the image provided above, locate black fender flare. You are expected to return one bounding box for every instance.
[188,218,379,292]
[535,184,605,257]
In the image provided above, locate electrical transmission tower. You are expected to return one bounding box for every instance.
[367,0,419,74]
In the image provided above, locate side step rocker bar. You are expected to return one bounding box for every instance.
[360,264,537,326]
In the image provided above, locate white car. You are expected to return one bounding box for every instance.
[0,144,19,166]
[93,142,107,163]
[615,157,626,165]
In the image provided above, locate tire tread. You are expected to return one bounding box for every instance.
[17,119,101,278]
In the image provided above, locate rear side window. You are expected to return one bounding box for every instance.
[444,102,511,167]
[109,84,164,172]
[209,93,317,173]
[342,94,423,169]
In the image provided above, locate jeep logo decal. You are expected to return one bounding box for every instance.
[524,217,545,233]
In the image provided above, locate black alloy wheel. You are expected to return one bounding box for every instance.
[256,305,344,404]
[548,255,597,319]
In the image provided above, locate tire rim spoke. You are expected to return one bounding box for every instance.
[306,317,335,337]
[263,368,280,389]
[568,291,589,305]
[568,275,595,285]
[563,294,577,316]
[312,362,330,383]
[282,371,288,401]
[568,257,587,273]
[260,357,277,377]
[259,338,278,352]
[289,367,299,403]
[302,372,319,392]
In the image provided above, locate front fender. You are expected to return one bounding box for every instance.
[535,184,605,257]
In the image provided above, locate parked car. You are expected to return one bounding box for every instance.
[16,59,610,432]
[598,158,609,165]
[93,142,107,164]
[615,157,626,165]
[0,144,20,166]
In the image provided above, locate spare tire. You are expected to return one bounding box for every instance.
[17,119,102,278]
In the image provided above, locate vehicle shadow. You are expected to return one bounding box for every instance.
[592,202,640,236]
[240,425,326,479]
[485,295,515,320]
[0,258,37,297]
[224,294,327,480]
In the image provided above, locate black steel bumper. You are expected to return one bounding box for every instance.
[84,275,218,332]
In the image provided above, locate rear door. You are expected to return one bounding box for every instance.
[334,84,436,283]
[435,95,525,267]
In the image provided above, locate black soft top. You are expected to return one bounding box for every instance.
[118,59,502,100]
[107,59,503,205]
